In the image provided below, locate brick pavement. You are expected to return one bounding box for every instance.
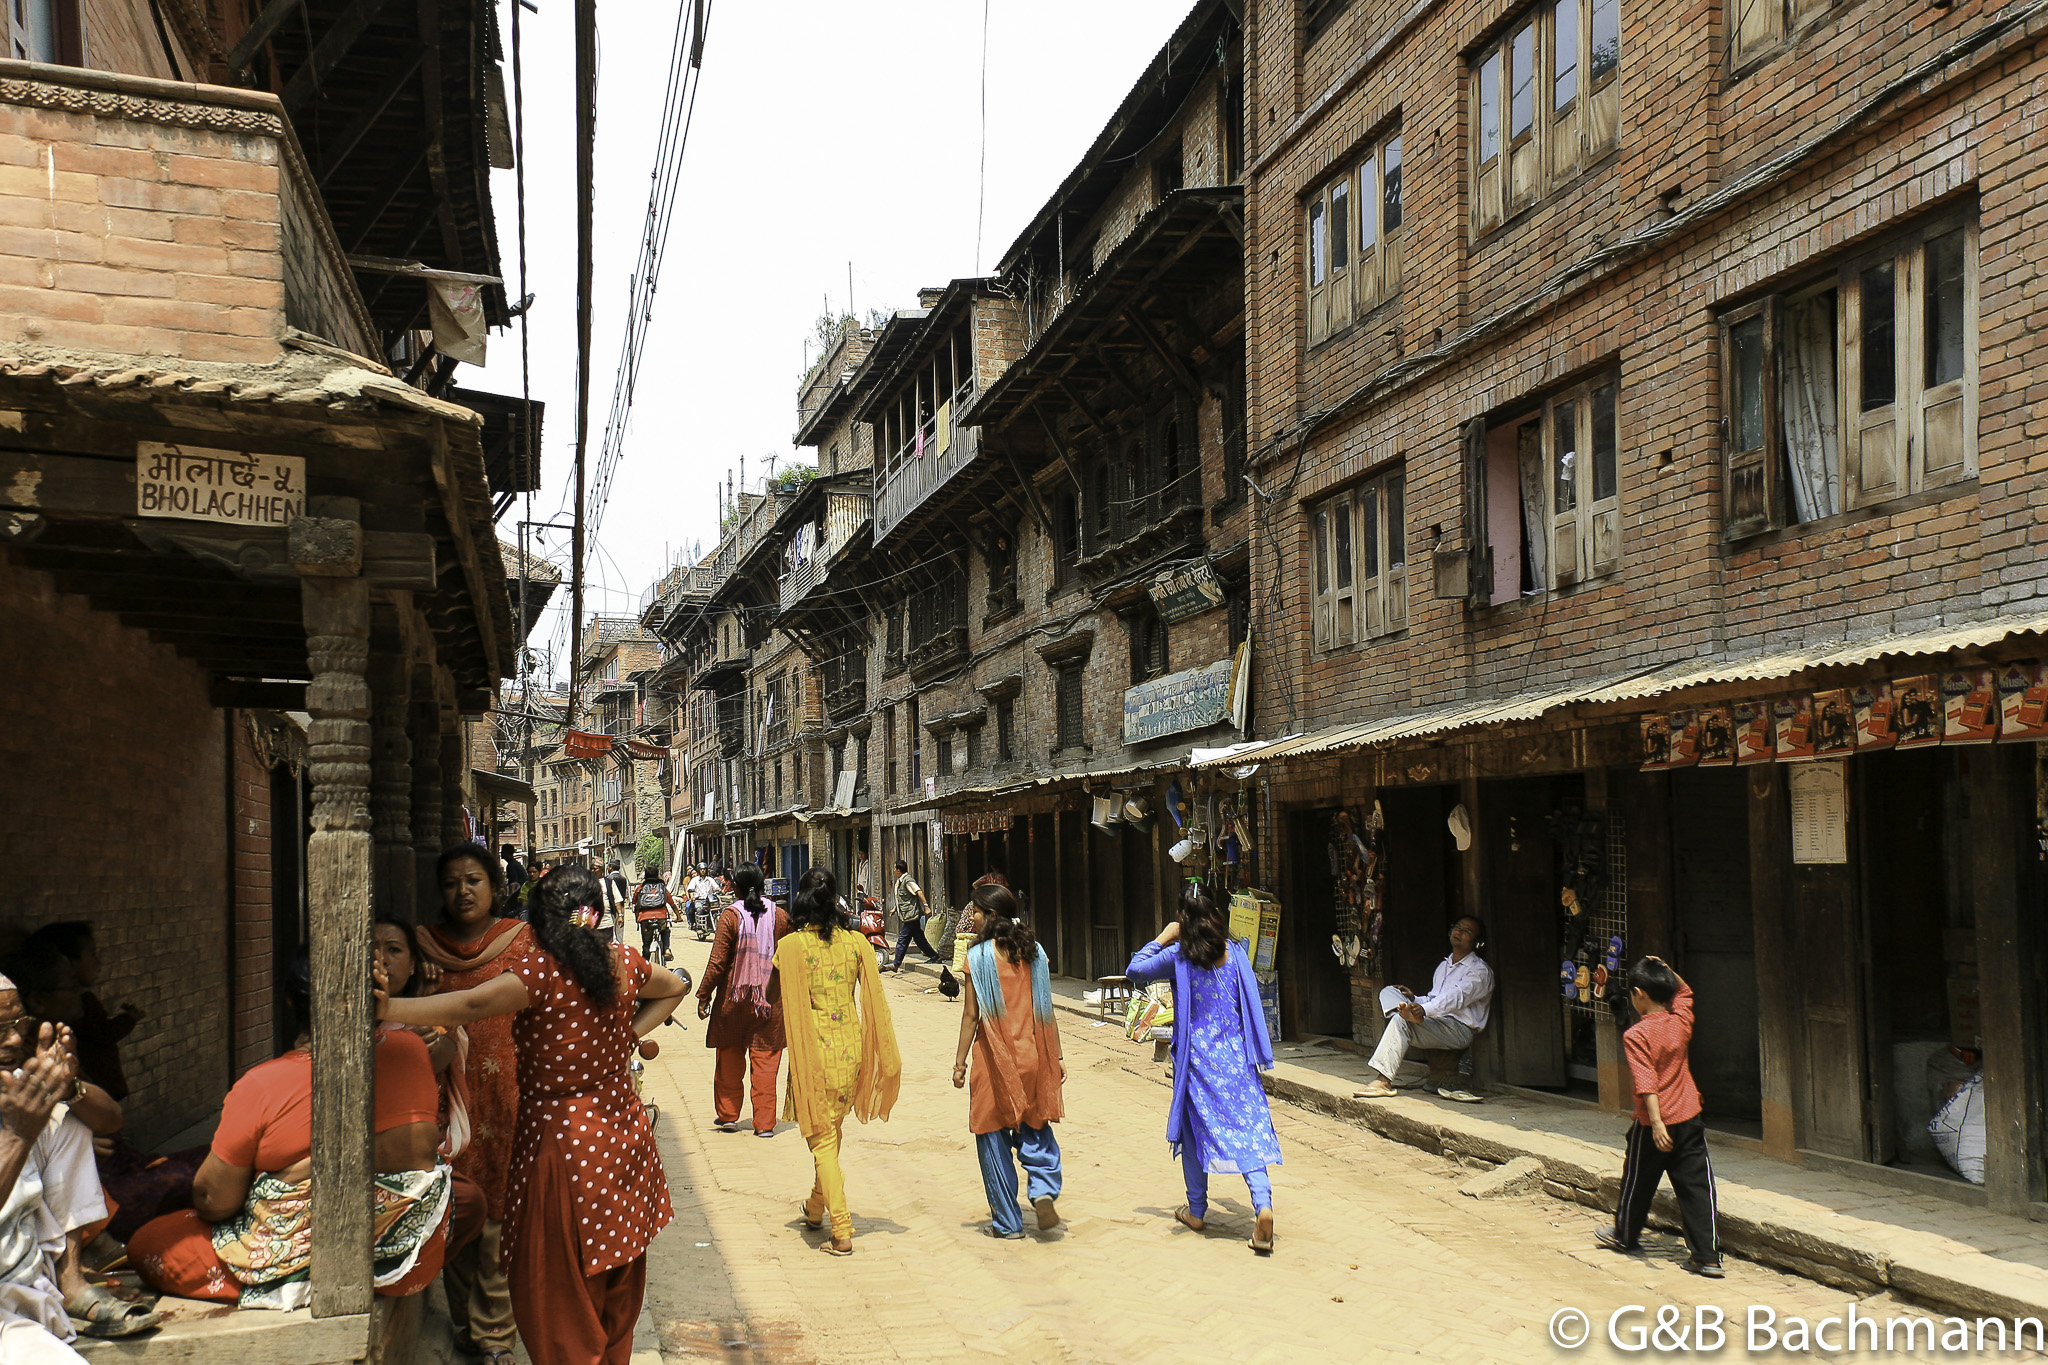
[630,937,1986,1364]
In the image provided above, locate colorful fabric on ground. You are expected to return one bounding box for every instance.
[501,945,672,1277]
[422,918,533,1220]
[776,926,900,1140]
[965,941,1063,1135]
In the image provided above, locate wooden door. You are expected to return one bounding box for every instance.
[1058,810,1088,978]
[1794,858,1869,1159]
[1487,778,1567,1087]
[1284,810,1356,1041]
[1669,767,1762,1122]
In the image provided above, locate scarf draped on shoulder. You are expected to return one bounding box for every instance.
[419,918,526,973]
[967,939,1064,1126]
[1161,939,1273,1155]
[775,927,901,1138]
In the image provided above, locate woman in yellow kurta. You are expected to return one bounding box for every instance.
[775,867,901,1255]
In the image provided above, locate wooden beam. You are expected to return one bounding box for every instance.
[426,419,502,682]
[224,0,306,79]
[1030,402,1085,493]
[1125,310,1206,399]
[282,0,403,112]
[1087,342,1150,410]
[211,679,309,710]
[1053,378,1111,438]
[1973,743,2042,1214]
[342,144,432,256]
[414,0,463,268]
[315,50,425,187]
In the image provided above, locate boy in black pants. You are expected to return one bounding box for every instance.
[1596,955,1724,1276]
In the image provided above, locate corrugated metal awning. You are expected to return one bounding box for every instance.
[470,768,537,805]
[1195,610,2048,770]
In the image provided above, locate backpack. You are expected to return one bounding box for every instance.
[635,881,668,910]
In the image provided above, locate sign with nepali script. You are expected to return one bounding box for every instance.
[1148,559,1226,624]
[136,442,305,528]
[1123,655,1237,745]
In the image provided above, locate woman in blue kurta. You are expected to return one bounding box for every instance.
[1126,884,1281,1254]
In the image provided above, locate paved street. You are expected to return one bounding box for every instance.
[629,936,1972,1365]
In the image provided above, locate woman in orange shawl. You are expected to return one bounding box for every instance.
[774,867,900,1255]
[418,842,531,1365]
[950,883,1065,1239]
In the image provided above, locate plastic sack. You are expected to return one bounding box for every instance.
[1125,982,1175,1041]
[1927,1072,1986,1184]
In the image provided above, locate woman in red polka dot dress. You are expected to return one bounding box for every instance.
[377,865,691,1365]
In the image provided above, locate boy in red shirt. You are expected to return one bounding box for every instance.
[1596,955,1723,1276]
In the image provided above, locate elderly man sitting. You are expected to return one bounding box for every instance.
[3,968,158,1362]
[1355,917,1495,1103]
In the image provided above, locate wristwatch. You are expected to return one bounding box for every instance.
[71,1077,88,1102]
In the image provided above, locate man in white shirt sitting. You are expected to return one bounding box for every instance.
[1355,917,1495,1103]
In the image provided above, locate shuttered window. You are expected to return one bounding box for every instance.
[1055,663,1086,751]
[1312,469,1408,649]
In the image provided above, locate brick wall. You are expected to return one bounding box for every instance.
[0,92,286,363]
[0,559,230,1147]
[81,0,204,82]
[1242,0,2046,739]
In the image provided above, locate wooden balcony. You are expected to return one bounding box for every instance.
[874,415,978,543]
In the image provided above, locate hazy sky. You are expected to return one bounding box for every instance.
[472,0,1195,685]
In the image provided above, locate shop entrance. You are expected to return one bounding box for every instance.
[1668,766,1762,1132]
[1483,775,1584,1089]
[1377,785,1465,994]
[1862,748,1975,1177]
[1284,808,1358,1041]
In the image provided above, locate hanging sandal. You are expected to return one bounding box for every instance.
[66,1284,160,1338]
[1248,1209,1275,1256]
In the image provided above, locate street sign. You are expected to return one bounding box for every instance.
[136,441,305,528]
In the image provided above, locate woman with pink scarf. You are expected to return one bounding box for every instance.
[694,865,793,1135]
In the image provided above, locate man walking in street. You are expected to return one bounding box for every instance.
[887,859,941,972]
[1354,916,1493,1102]
[1597,955,1723,1277]
[603,861,632,945]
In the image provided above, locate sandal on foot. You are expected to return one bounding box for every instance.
[1353,1079,1397,1099]
[798,1201,824,1230]
[1248,1209,1275,1255]
[819,1237,854,1256]
[484,1351,518,1365]
[67,1284,160,1339]
[1173,1204,1204,1233]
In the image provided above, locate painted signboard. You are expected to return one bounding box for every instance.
[1148,559,1226,624]
[136,441,305,528]
[1123,653,1237,744]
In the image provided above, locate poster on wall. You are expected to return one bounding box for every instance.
[1853,682,1897,751]
[1774,696,1817,762]
[1812,689,1856,758]
[1894,674,1943,748]
[1734,701,1775,764]
[1998,664,2048,742]
[1789,760,1849,864]
[1667,708,1701,766]
[1941,669,1998,745]
[1696,705,1736,766]
[1639,713,1675,771]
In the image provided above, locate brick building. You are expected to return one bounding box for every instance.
[0,0,536,1354]
[1208,0,2048,1211]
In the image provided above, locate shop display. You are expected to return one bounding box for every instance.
[1326,804,1382,975]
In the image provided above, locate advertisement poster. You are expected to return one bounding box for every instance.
[1696,705,1736,766]
[1997,663,2048,742]
[1734,701,1775,765]
[1941,668,1997,745]
[1667,708,1701,766]
[1811,688,1856,757]
[1774,696,1816,762]
[1639,713,1674,771]
[1853,681,1896,751]
[1894,674,1943,748]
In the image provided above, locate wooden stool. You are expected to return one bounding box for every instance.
[1096,975,1132,1019]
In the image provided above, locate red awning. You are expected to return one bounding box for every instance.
[562,729,611,758]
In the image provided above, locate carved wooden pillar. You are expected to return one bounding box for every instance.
[291,509,374,1319]
[369,609,414,924]
[411,643,445,910]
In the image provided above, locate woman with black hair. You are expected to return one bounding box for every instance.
[694,865,792,1136]
[951,884,1066,1238]
[774,866,901,1255]
[378,864,690,1365]
[1126,882,1282,1254]
[416,843,530,1365]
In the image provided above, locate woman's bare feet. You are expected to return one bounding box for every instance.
[1173,1205,1204,1232]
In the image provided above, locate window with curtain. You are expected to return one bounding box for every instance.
[1471,0,1620,235]
[1720,212,1974,537]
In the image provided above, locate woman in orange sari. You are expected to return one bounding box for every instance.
[418,843,531,1365]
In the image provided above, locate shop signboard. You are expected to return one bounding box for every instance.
[1124,655,1236,745]
[1147,560,1226,624]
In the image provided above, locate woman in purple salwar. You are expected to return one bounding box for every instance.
[1126,884,1281,1254]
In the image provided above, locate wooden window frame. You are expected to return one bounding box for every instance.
[1719,210,1976,537]
[1731,0,1843,72]
[1311,468,1409,651]
[1306,126,1403,346]
[1541,374,1622,586]
[1469,0,1620,237]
